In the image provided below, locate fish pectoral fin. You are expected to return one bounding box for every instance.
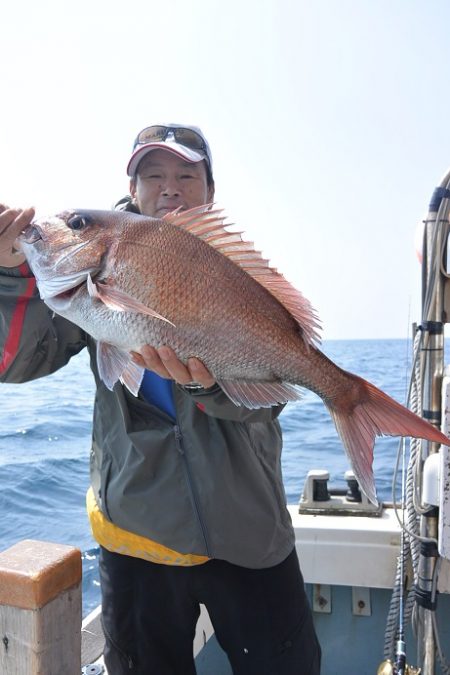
[119,361,145,397]
[88,275,175,326]
[96,341,144,396]
[217,379,302,409]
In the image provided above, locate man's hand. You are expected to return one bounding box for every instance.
[131,345,216,389]
[0,204,35,268]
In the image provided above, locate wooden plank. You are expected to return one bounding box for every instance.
[0,540,81,674]
[82,604,105,666]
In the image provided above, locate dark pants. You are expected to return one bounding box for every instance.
[99,546,321,675]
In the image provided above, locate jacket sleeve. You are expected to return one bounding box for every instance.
[0,264,87,383]
[180,383,285,422]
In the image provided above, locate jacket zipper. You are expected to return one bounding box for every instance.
[173,424,211,557]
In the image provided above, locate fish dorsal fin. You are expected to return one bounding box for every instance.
[164,205,321,345]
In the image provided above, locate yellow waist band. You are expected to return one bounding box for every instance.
[86,486,210,566]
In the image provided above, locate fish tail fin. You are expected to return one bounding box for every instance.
[326,374,449,505]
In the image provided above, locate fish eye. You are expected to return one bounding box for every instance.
[68,215,89,231]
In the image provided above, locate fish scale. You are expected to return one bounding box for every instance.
[19,205,450,505]
[105,219,300,379]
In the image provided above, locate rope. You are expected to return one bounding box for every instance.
[383,329,422,660]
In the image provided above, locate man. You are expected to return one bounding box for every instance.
[0,124,321,675]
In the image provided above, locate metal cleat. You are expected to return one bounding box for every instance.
[299,469,383,516]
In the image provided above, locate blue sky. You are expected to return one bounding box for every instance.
[2,0,450,339]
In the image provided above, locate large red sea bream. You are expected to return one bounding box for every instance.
[19,205,450,504]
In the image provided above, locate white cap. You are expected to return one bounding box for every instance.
[127,124,213,179]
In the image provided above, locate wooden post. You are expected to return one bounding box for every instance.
[0,539,82,675]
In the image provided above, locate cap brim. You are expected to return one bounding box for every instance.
[127,142,207,177]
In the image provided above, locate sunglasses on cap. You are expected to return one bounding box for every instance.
[133,125,209,155]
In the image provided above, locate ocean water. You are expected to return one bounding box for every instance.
[0,339,422,618]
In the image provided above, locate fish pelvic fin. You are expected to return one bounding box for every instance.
[97,341,144,396]
[163,204,321,347]
[217,379,303,409]
[326,374,450,505]
[88,274,175,326]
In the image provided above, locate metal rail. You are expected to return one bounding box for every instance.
[416,169,450,674]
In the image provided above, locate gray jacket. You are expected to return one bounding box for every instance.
[0,262,295,568]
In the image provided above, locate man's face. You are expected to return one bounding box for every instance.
[130,149,214,218]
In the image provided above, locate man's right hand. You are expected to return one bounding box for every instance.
[0,204,35,267]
